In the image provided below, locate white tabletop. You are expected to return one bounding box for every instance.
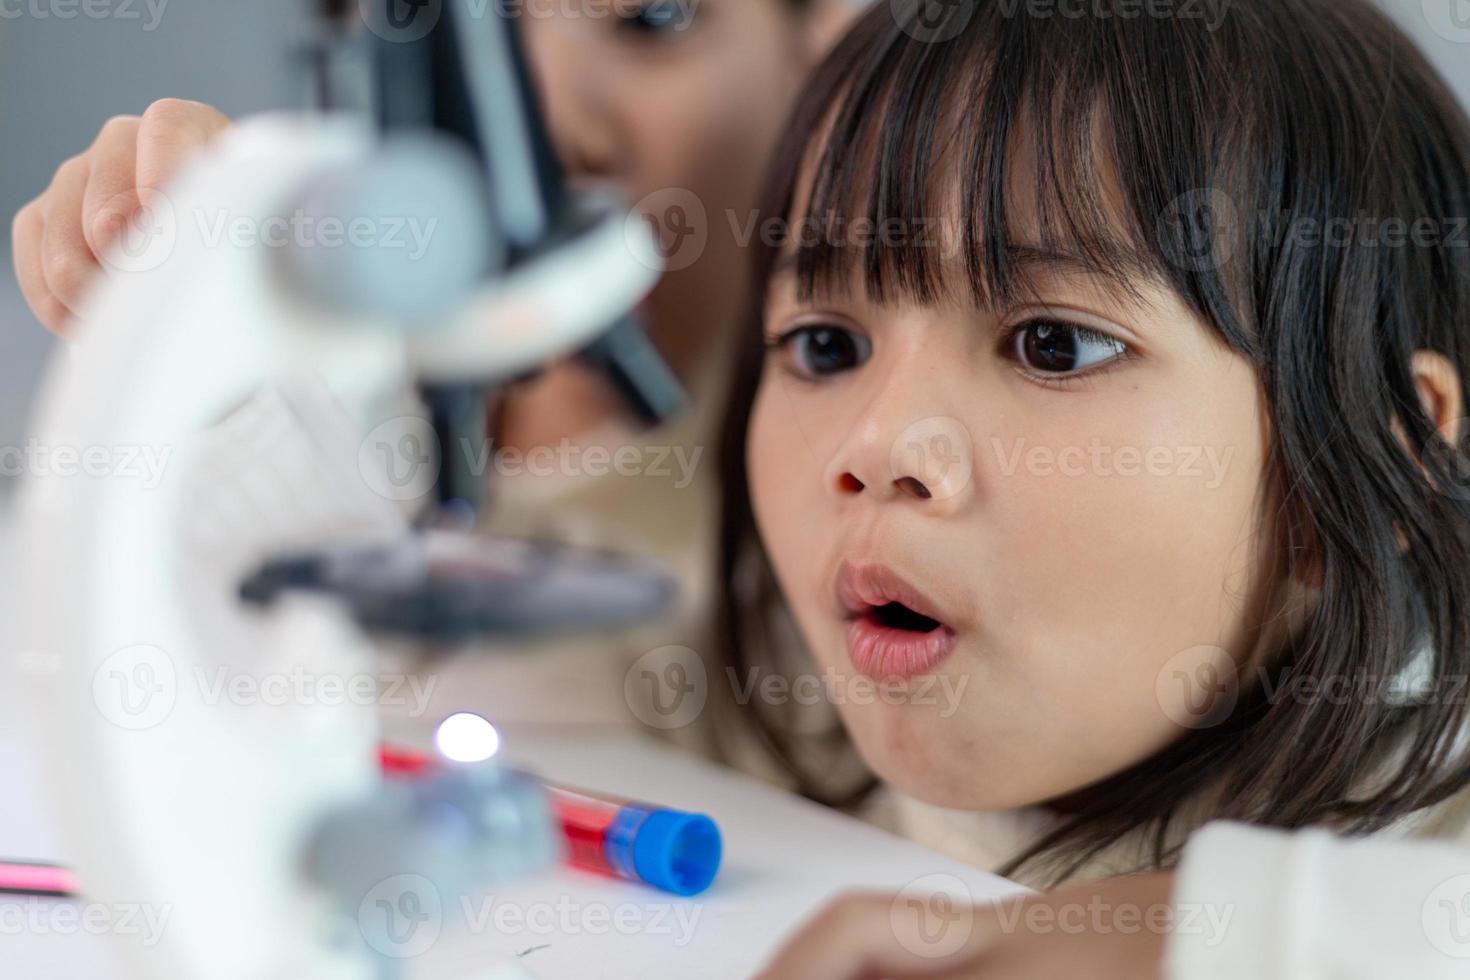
[1,719,1025,980]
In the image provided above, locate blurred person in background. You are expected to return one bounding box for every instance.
[8,0,865,773]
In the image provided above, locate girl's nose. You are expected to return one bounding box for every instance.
[525,24,622,181]
[824,411,977,511]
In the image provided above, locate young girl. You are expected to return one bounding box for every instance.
[717,0,1470,974]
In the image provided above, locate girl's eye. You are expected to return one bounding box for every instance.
[617,0,697,37]
[767,325,872,380]
[1010,319,1129,378]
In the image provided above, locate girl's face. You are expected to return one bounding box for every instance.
[524,0,844,370]
[746,155,1285,811]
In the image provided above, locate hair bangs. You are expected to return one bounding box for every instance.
[767,0,1204,318]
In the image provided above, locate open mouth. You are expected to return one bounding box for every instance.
[837,560,952,631]
[836,561,959,678]
[866,601,943,634]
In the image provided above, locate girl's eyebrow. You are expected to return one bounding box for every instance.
[1005,243,1162,291]
[1003,242,1165,319]
[767,240,1163,316]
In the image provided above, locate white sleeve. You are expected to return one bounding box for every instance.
[1164,821,1470,979]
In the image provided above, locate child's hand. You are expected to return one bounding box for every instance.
[756,871,1175,980]
[11,98,232,335]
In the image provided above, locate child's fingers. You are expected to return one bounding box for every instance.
[11,199,72,335]
[37,154,100,317]
[9,99,231,338]
[80,114,143,257]
[133,98,232,195]
[754,891,997,980]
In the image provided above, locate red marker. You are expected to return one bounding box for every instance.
[380,744,722,896]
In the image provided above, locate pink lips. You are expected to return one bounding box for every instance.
[836,561,958,679]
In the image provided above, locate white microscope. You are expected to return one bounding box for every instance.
[9,2,685,977]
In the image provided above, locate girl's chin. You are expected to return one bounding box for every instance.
[876,762,1073,814]
[839,710,1086,813]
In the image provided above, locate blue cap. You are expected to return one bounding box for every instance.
[605,806,722,897]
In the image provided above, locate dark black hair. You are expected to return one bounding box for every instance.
[719,0,1470,883]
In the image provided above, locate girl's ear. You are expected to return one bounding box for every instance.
[1383,351,1466,557]
[1291,352,1463,586]
[1409,350,1464,447]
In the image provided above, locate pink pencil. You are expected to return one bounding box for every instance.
[0,861,78,897]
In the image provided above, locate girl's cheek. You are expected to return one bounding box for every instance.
[747,378,832,612]
[979,376,1271,755]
